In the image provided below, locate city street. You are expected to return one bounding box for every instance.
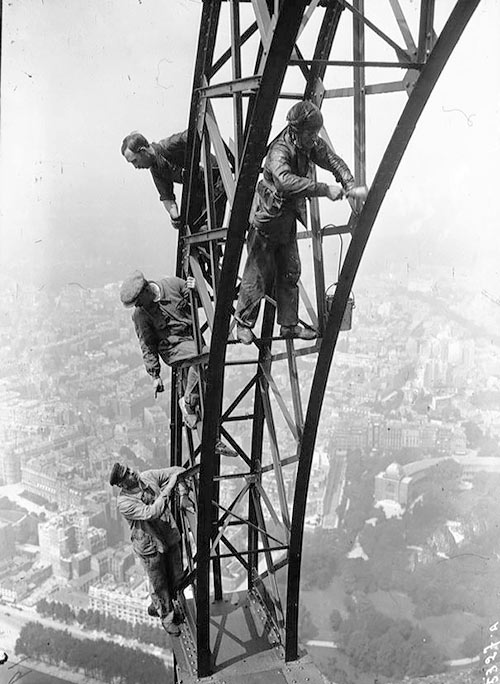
[0,602,173,669]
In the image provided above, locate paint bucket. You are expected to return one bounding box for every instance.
[325,285,355,331]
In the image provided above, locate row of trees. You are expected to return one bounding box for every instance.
[338,453,498,620]
[336,604,446,680]
[15,621,172,684]
[343,502,497,620]
[464,415,500,458]
[407,552,497,620]
[341,526,497,621]
[300,529,342,590]
[36,598,167,648]
[299,446,497,677]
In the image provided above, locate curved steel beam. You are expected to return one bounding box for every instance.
[285,0,481,662]
[196,1,309,676]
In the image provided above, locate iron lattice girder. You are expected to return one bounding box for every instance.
[285,0,482,662]
[169,0,483,680]
[194,1,312,677]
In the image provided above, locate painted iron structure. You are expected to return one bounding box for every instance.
[167,1,481,681]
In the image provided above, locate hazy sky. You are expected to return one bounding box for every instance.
[1,0,499,292]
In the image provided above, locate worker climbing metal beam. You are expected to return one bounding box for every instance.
[137,1,487,681]
[285,0,482,662]
[196,3,312,674]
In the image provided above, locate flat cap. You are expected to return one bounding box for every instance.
[120,270,147,307]
[109,462,127,486]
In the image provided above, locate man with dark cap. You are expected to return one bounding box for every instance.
[121,130,224,232]
[120,269,236,456]
[235,100,363,344]
[109,461,187,635]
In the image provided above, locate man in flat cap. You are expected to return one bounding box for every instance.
[235,100,363,344]
[120,270,236,456]
[109,461,188,635]
[121,130,225,232]
[120,269,201,426]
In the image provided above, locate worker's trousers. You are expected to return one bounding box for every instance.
[141,542,184,619]
[235,216,301,329]
[163,339,208,410]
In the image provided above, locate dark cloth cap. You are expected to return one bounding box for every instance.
[120,270,147,307]
[287,101,323,131]
[109,462,127,486]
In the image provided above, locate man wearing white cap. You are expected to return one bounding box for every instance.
[120,270,236,456]
[120,270,200,424]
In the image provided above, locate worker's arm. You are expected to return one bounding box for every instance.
[165,275,198,314]
[162,199,183,229]
[311,138,355,191]
[150,164,183,229]
[149,467,187,500]
[156,466,196,512]
[268,142,331,199]
[117,490,170,521]
[132,310,161,379]
[179,275,197,307]
[151,466,186,489]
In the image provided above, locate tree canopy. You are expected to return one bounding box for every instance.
[15,621,172,683]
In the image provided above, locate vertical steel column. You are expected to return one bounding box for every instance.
[353,0,366,187]
[201,126,223,603]
[197,3,309,675]
[285,0,481,663]
[169,375,183,469]
[248,302,275,588]
[201,131,220,292]
[308,196,326,333]
[180,0,221,254]
[172,4,220,476]
[418,0,436,63]
[212,459,223,603]
[286,341,304,438]
[304,2,344,333]
[230,0,244,173]
[174,3,221,672]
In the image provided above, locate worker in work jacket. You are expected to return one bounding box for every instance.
[119,270,237,458]
[119,270,202,423]
[110,462,189,634]
[235,100,355,345]
[121,129,224,231]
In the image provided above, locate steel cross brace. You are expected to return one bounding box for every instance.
[284,0,482,662]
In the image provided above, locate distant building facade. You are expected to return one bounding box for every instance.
[374,457,457,506]
[89,579,157,627]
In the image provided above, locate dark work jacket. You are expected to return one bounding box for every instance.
[252,128,355,229]
[150,130,215,203]
[131,276,194,378]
